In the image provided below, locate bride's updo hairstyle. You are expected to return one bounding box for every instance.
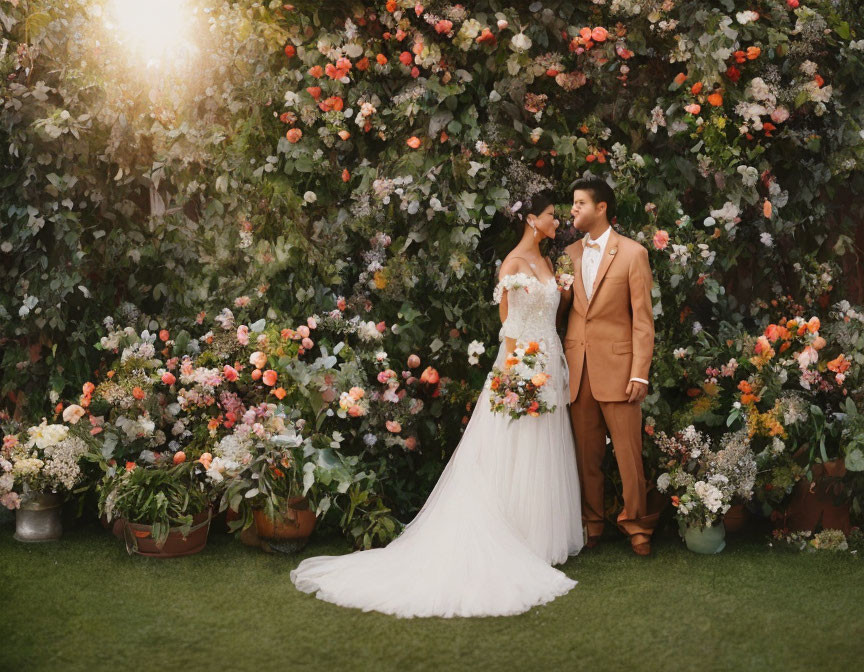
[509,189,556,237]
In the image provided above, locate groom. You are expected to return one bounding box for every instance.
[559,176,658,556]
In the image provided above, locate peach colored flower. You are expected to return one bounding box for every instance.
[407,354,421,368]
[262,370,277,386]
[684,103,701,115]
[301,337,314,349]
[349,386,365,400]
[161,372,176,385]
[286,128,303,143]
[763,200,773,218]
[435,20,453,34]
[591,27,608,42]
[62,404,86,424]
[406,136,422,149]
[223,365,239,382]
[273,387,287,400]
[653,230,670,250]
[297,325,310,338]
[386,420,402,433]
[251,369,262,381]
[250,351,267,369]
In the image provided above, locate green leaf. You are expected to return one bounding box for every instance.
[845,448,864,472]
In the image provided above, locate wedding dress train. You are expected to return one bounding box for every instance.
[290,273,584,617]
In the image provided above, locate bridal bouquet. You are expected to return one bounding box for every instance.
[488,340,557,420]
[554,254,575,292]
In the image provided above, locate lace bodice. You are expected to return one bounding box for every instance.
[492,273,561,346]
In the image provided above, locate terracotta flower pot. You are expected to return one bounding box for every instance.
[123,509,212,558]
[785,458,851,535]
[722,503,750,533]
[252,496,316,553]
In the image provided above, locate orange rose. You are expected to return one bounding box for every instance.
[132,386,146,400]
[262,370,278,386]
[707,92,723,107]
[419,366,440,384]
[273,387,287,400]
[406,136,421,149]
[285,128,303,143]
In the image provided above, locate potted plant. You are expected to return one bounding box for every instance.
[211,421,317,554]
[1,418,92,542]
[656,425,757,553]
[99,458,212,557]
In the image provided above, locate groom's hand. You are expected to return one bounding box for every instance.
[626,381,648,404]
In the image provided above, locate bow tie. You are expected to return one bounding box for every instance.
[583,238,600,250]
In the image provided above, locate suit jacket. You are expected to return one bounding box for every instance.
[563,228,655,403]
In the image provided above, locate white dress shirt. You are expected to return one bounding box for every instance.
[581,226,649,388]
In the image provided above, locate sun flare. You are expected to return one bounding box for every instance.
[103,0,198,68]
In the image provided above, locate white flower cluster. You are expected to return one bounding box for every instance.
[492,272,534,305]
[467,340,485,366]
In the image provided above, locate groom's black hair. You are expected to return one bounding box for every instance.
[570,176,616,220]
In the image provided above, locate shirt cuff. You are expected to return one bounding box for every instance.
[629,377,649,385]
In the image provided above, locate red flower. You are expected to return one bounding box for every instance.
[284,44,296,58]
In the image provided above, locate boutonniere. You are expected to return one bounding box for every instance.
[609,248,617,256]
[554,254,575,292]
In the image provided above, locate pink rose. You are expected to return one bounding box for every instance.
[771,106,789,123]
[301,337,314,349]
[435,19,453,34]
[386,420,402,433]
[161,372,176,386]
[236,325,250,345]
[298,325,310,338]
[223,365,239,382]
[653,230,670,250]
[376,321,386,333]
[262,370,278,386]
[307,317,317,329]
[407,354,421,368]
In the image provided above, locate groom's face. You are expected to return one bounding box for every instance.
[571,189,605,231]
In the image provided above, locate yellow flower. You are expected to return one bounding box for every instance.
[374,270,388,289]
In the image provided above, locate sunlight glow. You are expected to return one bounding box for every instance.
[104,0,198,69]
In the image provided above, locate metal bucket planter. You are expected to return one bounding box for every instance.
[14,493,64,542]
[679,519,726,554]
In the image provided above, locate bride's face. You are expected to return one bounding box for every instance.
[527,205,559,240]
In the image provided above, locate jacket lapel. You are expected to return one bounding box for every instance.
[588,229,620,309]
[570,242,589,315]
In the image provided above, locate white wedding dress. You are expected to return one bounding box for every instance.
[290,272,584,617]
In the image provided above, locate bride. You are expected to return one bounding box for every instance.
[290,190,584,617]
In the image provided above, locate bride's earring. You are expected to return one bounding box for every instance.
[530,221,537,238]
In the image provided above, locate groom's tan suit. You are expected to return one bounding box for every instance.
[563,227,658,543]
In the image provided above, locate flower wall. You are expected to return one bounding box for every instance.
[3,1,864,538]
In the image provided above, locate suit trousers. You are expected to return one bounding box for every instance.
[569,353,656,544]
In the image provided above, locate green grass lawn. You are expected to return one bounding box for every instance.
[2,513,862,672]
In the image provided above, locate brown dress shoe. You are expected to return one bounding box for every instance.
[585,535,601,549]
[632,541,651,556]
